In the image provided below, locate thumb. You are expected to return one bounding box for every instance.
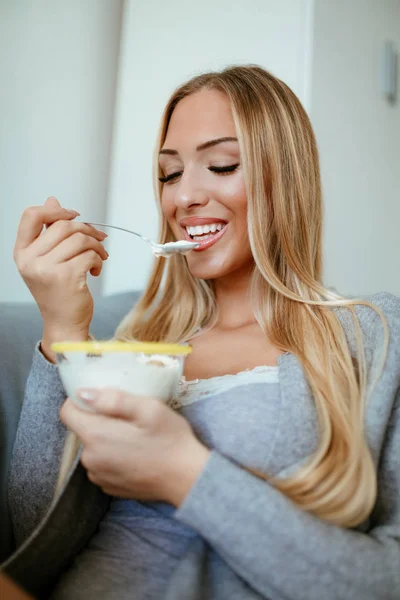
[76,388,142,421]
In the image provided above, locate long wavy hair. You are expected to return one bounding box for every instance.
[115,65,388,528]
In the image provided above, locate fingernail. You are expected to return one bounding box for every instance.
[77,389,97,402]
[105,251,109,259]
[66,209,80,216]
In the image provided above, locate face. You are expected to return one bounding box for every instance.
[159,88,254,280]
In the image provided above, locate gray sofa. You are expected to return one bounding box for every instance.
[0,291,139,564]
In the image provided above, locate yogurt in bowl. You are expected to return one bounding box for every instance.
[51,341,191,411]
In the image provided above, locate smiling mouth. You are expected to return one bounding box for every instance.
[182,222,228,251]
[185,223,226,241]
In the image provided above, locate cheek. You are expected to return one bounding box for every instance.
[160,192,175,224]
[227,181,248,231]
[223,172,247,211]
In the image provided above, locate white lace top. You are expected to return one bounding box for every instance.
[167,365,279,410]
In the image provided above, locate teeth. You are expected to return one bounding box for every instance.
[192,234,214,241]
[185,223,225,236]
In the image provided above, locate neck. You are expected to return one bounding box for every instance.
[213,264,256,330]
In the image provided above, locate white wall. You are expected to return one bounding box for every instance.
[102,0,314,295]
[0,0,123,302]
[311,0,400,296]
[2,1,398,303]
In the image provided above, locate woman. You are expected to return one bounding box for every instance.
[5,65,400,599]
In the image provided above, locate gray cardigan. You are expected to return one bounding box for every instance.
[2,293,400,599]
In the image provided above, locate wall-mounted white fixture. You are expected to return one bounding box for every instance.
[381,41,398,104]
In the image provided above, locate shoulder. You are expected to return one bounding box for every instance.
[353,292,400,339]
[363,292,400,368]
[336,291,400,335]
[335,292,400,371]
[366,292,400,321]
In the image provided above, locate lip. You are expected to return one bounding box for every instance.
[179,216,228,227]
[181,222,228,252]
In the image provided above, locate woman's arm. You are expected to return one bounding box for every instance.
[174,393,400,600]
[8,344,68,546]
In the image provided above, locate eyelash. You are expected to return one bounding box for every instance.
[158,163,240,184]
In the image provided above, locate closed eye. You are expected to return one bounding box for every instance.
[209,164,240,174]
[159,163,240,184]
[159,171,182,184]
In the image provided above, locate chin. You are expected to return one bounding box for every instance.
[184,254,247,281]
[188,267,224,281]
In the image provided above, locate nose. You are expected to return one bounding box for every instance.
[174,169,209,211]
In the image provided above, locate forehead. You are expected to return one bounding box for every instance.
[163,88,236,147]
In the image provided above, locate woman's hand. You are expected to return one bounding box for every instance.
[13,196,109,361]
[59,389,211,506]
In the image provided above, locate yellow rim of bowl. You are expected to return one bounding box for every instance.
[50,341,192,356]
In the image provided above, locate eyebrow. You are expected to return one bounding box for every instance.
[159,136,238,156]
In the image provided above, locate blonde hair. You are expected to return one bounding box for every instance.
[116,65,388,527]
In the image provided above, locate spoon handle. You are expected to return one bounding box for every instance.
[84,222,152,245]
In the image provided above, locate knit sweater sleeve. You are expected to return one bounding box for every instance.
[174,392,400,600]
[8,344,68,546]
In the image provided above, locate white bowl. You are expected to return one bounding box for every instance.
[51,341,192,411]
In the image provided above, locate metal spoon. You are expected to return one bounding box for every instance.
[84,222,200,258]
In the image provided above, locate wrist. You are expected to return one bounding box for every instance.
[41,325,90,363]
[167,440,211,508]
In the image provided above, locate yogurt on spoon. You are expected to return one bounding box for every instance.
[151,240,200,258]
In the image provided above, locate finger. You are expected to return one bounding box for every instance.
[76,388,149,420]
[44,197,61,230]
[33,220,107,256]
[44,196,61,209]
[59,398,95,439]
[60,398,109,441]
[67,248,106,278]
[44,231,109,263]
[15,198,80,252]
[44,196,76,229]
